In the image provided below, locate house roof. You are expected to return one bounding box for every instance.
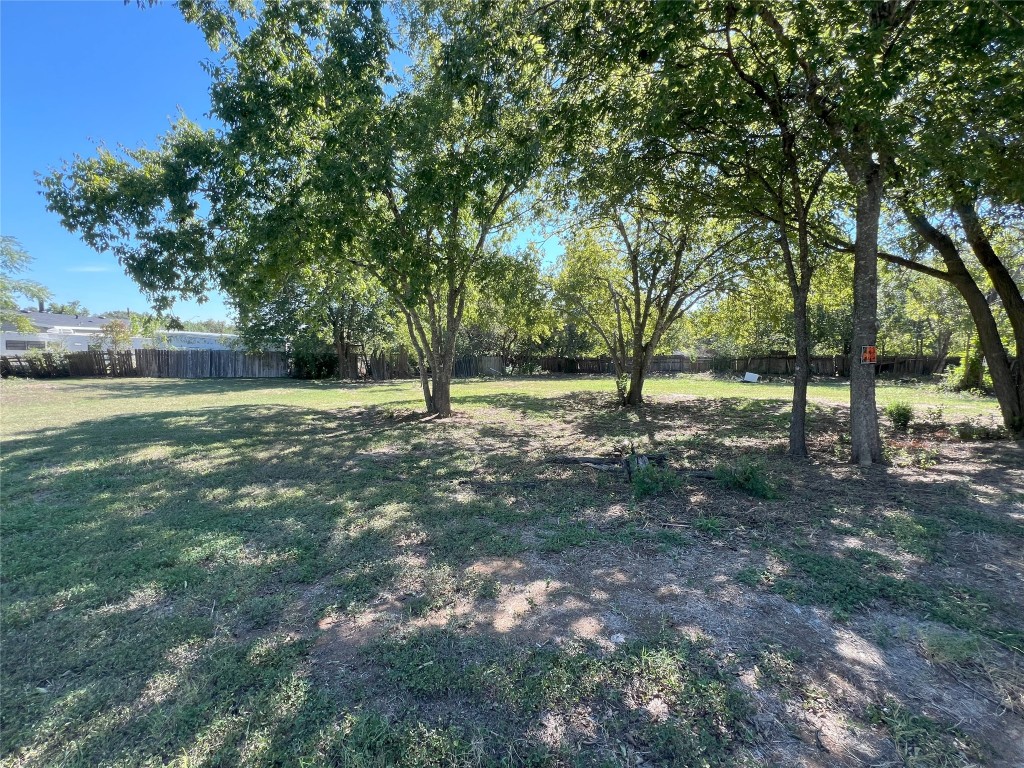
[2,310,113,332]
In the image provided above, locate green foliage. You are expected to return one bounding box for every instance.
[885,401,914,432]
[713,457,779,500]
[867,697,981,768]
[631,463,681,500]
[98,319,133,352]
[288,335,341,380]
[951,419,1008,442]
[47,300,90,315]
[943,350,985,393]
[0,236,50,331]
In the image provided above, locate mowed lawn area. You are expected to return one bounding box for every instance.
[2,376,1022,767]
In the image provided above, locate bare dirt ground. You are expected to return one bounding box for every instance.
[312,391,1024,767]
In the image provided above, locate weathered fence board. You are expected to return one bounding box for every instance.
[452,355,505,378]
[3,350,289,379]
[135,349,289,378]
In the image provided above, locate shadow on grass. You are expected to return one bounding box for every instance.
[2,389,1022,766]
[69,376,419,400]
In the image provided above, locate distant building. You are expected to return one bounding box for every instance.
[1,310,239,353]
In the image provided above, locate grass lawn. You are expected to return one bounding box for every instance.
[2,375,1022,767]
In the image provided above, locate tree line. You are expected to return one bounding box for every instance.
[38,0,1024,463]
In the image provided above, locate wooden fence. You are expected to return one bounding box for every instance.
[136,349,288,378]
[1,349,956,381]
[537,354,955,378]
[2,349,289,379]
[452,355,505,378]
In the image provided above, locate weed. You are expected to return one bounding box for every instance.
[885,401,914,433]
[867,696,982,768]
[241,594,286,629]
[735,566,769,588]
[953,419,1007,441]
[918,628,981,666]
[922,405,945,428]
[695,515,725,536]
[713,457,780,499]
[632,463,681,499]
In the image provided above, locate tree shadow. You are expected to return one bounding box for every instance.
[3,390,1022,766]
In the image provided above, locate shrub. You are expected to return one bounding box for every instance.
[289,336,339,379]
[952,419,1007,441]
[941,351,990,393]
[713,457,779,499]
[885,401,913,433]
[632,463,681,499]
[921,405,945,428]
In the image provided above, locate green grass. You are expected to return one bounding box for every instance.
[373,627,751,765]
[0,375,1016,767]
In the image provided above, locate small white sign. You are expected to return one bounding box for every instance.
[742,372,760,383]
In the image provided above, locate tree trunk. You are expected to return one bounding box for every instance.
[416,349,434,413]
[433,369,452,417]
[956,277,1024,435]
[955,200,1024,361]
[790,286,811,457]
[900,208,1024,437]
[625,362,645,406]
[849,163,884,465]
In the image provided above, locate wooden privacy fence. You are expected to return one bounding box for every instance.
[537,354,955,378]
[136,349,288,378]
[1,350,137,378]
[452,355,505,378]
[2,350,289,379]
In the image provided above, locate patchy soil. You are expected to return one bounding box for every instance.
[311,391,1024,767]
[3,378,1022,767]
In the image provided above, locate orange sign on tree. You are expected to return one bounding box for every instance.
[861,345,877,364]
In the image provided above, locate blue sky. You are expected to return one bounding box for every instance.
[1,0,232,321]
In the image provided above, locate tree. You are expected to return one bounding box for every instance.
[47,300,90,316]
[1,237,50,331]
[876,206,1024,434]
[874,4,1024,435]
[98,319,133,352]
[43,0,547,416]
[555,207,744,405]
[232,263,397,379]
[456,249,553,369]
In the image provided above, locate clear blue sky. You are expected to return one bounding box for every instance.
[1,0,232,321]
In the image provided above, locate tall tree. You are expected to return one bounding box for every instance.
[43,0,548,416]
[554,207,745,405]
[1,237,51,330]
[878,2,1024,435]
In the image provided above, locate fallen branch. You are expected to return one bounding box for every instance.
[548,455,717,481]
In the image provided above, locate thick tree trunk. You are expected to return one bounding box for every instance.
[955,201,1024,361]
[957,278,1024,435]
[901,208,1024,437]
[849,164,884,465]
[335,337,345,380]
[625,364,645,406]
[433,370,452,417]
[790,287,811,457]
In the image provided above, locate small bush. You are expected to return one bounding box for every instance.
[953,419,1008,441]
[713,457,779,499]
[632,463,681,499]
[885,401,913,433]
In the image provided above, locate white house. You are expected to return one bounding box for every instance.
[1,310,238,353]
